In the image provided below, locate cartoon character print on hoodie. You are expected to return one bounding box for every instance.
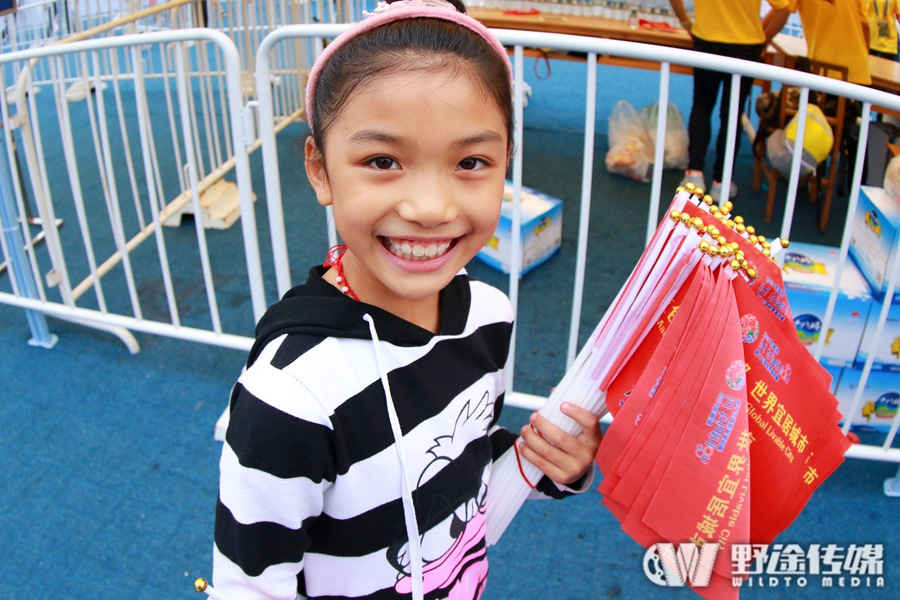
[391,391,495,598]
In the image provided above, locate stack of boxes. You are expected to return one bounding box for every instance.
[789,186,900,432]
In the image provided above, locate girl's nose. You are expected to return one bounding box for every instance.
[397,185,458,228]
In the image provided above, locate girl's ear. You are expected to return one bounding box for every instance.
[305,137,333,207]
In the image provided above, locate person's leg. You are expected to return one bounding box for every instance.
[870,48,899,61]
[687,38,727,175]
[711,43,765,183]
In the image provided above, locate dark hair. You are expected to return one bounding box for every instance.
[309,9,513,158]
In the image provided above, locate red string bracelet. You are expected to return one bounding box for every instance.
[513,439,538,490]
[324,244,360,301]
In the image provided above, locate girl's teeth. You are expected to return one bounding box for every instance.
[388,239,452,260]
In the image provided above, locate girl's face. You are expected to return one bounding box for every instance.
[306,68,509,331]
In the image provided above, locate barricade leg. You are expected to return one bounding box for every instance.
[884,466,900,498]
[0,137,57,349]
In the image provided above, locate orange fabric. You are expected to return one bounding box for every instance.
[791,0,872,84]
[693,0,791,45]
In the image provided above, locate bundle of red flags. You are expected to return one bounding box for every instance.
[594,186,851,598]
[485,186,850,600]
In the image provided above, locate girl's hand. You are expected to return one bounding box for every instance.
[518,402,603,487]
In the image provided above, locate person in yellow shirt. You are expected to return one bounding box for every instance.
[869,0,900,60]
[788,0,872,84]
[670,0,790,201]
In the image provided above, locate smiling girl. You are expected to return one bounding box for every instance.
[213,2,602,599]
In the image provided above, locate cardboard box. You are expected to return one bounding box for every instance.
[476,182,562,276]
[774,242,873,368]
[834,367,900,432]
[849,185,900,300]
[823,364,842,396]
[856,297,900,371]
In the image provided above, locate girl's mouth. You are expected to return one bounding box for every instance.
[381,237,458,261]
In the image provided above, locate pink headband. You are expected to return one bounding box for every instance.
[305,0,513,133]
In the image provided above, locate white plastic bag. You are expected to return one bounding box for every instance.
[605,100,654,182]
[637,102,689,171]
[884,154,900,200]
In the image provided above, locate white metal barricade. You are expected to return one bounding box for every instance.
[253,25,900,472]
[0,28,264,353]
[1,0,194,90]
[207,0,353,113]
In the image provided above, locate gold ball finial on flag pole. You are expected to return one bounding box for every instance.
[781,238,790,249]
[748,235,759,245]
[734,215,744,225]
[745,225,756,235]
[194,578,208,593]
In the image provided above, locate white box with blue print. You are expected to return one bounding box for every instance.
[774,242,873,368]
[833,368,900,432]
[849,186,900,301]
[476,181,562,276]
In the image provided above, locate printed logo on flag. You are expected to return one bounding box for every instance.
[696,393,743,465]
[726,360,746,391]
[643,543,718,587]
[730,543,885,588]
[740,314,759,344]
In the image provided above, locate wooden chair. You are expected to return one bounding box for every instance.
[751,60,848,232]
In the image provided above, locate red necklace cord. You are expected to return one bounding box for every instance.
[324,244,360,301]
[513,439,538,489]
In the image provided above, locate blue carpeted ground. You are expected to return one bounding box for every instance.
[1,55,897,600]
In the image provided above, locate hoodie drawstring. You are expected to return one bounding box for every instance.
[363,314,424,600]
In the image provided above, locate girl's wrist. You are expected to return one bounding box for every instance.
[680,19,692,29]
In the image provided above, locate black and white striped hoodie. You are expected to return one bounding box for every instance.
[214,267,582,600]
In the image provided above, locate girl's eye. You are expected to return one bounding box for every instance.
[368,156,399,170]
[457,157,487,171]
